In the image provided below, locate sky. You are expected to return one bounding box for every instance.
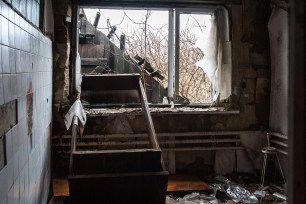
[83,8,212,47]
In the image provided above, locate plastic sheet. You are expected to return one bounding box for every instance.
[215,175,258,204]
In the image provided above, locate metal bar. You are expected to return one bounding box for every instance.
[55,144,244,151]
[270,132,288,140]
[277,149,288,156]
[76,1,242,7]
[162,147,245,151]
[53,139,241,147]
[52,131,244,139]
[168,9,175,99]
[139,79,160,149]
[69,116,79,175]
[271,139,288,148]
[174,9,180,97]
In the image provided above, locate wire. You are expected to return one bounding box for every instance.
[123,11,145,25]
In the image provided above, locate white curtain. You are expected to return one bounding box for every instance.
[196,7,231,102]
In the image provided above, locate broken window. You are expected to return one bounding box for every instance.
[77,6,231,105]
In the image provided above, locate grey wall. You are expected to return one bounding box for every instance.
[0,1,53,204]
[268,7,289,136]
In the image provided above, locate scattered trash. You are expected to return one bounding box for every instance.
[254,190,267,197]
[166,192,221,204]
[272,192,287,201]
[215,175,259,204]
[166,196,177,204]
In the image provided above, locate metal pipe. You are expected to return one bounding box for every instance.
[69,116,78,175]
[174,9,180,97]
[139,79,160,149]
[168,9,175,100]
[93,12,101,28]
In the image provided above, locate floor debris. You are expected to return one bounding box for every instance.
[165,174,287,204]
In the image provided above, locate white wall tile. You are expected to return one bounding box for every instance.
[8,22,14,48]
[9,48,15,73]
[2,74,11,103]
[2,45,9,73]
[15,50,20,73]
[8,7,14,23]
[10,73,17,100]
[1,17,8,46]
[14,26,20,49]
[0,5,53,204]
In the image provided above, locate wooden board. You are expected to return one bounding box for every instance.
[52,174,212,198]
[69,171,168,204]
[167,175,213,193]
[53,178,69,197]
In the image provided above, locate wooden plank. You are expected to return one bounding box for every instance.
[81,57,108,66]
[71,149,162,174]
[53,178,69,197]
[167,175,213,193]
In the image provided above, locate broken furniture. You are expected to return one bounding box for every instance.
[68,74,169,204]
[260,133,286,188]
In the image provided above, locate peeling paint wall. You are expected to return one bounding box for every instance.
[268,7,289,136]
[52,0,272,176]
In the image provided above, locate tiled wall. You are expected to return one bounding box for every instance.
[4,0,40,27]
[0,0,53,204]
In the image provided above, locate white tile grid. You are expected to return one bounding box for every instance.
[0,5,53,203]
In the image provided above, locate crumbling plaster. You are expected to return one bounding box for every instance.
[52,0,272,175]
